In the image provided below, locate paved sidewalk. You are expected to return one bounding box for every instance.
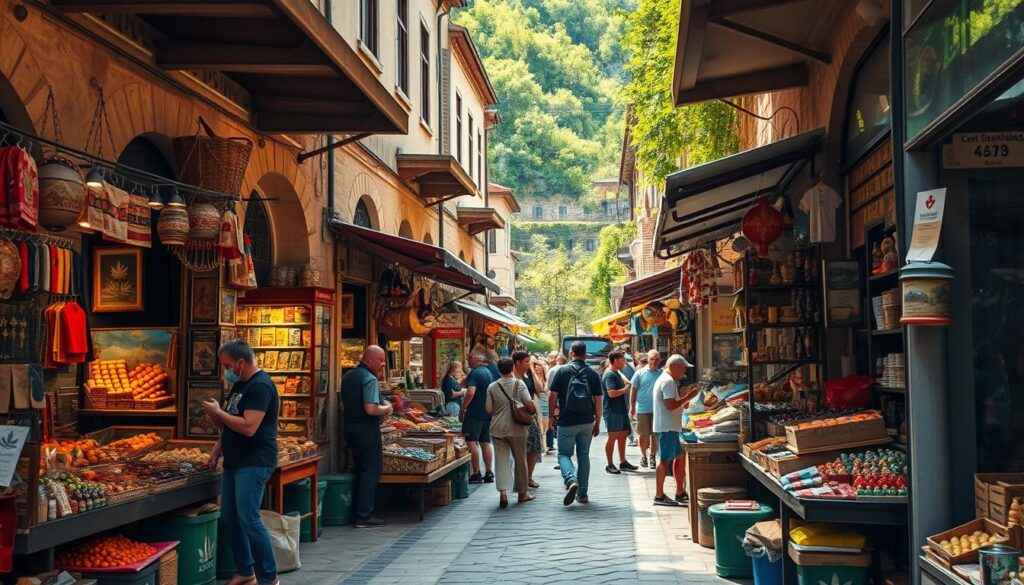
[273,439,746,585]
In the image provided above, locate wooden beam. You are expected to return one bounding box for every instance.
[155,40,334,74]
[51,0,274,18]
[254,96,376,116]
[709,17,831,64]
[677,64,808,104]
[255,112,404,134]
[708,0,807,18]
[673,0,709,101]
[231,74,359,98]
[145,16,305,45]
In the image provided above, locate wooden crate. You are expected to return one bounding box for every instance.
[685,443,746,544]
[785,417,888,454]
[975,473,1024,519]
[765,449,844,479]
[926,518,1017,565]
[134,396,175,410]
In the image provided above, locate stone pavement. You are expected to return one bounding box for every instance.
[276,439,749,585]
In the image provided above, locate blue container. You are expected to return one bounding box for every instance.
[752,555,782,585]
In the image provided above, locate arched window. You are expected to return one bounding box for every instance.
[244,193,273,287]
[398,220,414,239]
[354,199,373,228]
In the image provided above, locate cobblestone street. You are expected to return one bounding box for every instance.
[280,441,745,585]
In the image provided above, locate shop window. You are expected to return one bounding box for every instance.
[477,130,482,184]
[244,193,274,288]
[396,0,409,95]
[566,238,574,250]
[533,206,543,219]
[487,230,497,254]
[845,33,891,162]
[360,0,379,57]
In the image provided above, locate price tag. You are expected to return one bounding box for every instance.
[942,132,1024,168]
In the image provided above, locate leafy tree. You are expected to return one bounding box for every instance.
[586,222,636,314]
[524,332,557,353]
[516,237,596,340]
[622,0,739,183]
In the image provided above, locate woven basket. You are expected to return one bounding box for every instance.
[173,117,252,195]
[383,452,442,475]
[158,550,178,585]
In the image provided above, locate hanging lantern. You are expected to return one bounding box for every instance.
[741,196,783,256]
[188,202,221,240]
[37,156,85,231]
[157,206,190,246]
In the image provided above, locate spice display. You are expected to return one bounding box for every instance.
[139,447,209,466]
[55,535,156,569]
[383,445,435,461]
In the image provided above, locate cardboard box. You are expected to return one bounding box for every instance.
[789,544,871,567]
[785,417,888,454]
[926,517,1017,565]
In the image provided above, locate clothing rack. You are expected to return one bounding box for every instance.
[0,119,236,202]
[0,227,75,249]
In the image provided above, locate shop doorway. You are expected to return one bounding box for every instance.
[243,193,273,287]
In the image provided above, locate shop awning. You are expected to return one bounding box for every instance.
[516,332,538,345]
[53,0,408,134]
[397,154,476,205]
[454,300,530,333]
[654,128,823,259]
[618,267,681,311]
[591,298,682,336]
[456,207,505,235]
[673,0,846,105]
[329,220,500,293]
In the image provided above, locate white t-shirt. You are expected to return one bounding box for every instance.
[799,183,842,243]
[652,371,683,433]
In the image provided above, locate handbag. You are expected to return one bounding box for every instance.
[499,379,534,426]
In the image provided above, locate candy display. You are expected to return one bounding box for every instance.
[43,473,108,516]
[55,535,156,569]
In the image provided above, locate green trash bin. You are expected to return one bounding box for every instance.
[139,508,220,585]
[450,463,470,499]
[709,503,775,578]
[283,478,327,542]
[321,474,355,526]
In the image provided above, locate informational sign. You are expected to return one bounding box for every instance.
[709,298,735,334]
[0,425,29,487]
[942,132,1024,168]
[906,188,947,263]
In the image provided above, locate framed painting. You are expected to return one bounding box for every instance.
[219,288,237,326]
[189,329,220,378]
[92,247,143,312]
[91,328,178,389]
[190,274,219,325]
[185,381,222,438]
[340,293,355,328]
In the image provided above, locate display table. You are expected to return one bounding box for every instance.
[267,456,322,542]
[684,442,746,543]
[380,454,471,520]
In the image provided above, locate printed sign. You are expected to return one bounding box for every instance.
[943,132,1024,168]
[433,313,464,328]
[906,188,947,263]
[0,425,29,487]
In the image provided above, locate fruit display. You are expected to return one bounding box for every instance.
[103,432,163,455]
[87,360,173,407]
[127,363,170,400]
[937,530,1007,557]
[766,408,866,429]
[87,360,131,394]
[139,447,209,466]
[43,438,113,469]
[55,535,156,569]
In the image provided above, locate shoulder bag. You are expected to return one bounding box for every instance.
[499,379,534,426]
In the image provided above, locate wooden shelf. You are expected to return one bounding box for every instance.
[78,408,177,417]
[278,394,311,399]
[747,359,822,366]
[279,417,309,421]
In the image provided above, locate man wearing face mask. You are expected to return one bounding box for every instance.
[340,345,392,528]
[203,339,279,585]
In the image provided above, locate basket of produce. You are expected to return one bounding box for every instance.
[83,383,107,409]
[88,360,174,409]
[382,446,442,475]
[397,437,454,462]
[381,426,402,443]
[42,438,115,470]
[927,518,1013,564]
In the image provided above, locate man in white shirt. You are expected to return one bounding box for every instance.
[651,354,700,507]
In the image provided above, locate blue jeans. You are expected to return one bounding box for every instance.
[220,466,277,583]
[557,423,594,496]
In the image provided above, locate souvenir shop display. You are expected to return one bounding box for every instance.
[682,248,722,307]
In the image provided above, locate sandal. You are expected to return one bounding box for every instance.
[518,494,536,503]
[499,493,509,509]
[528,479,540,488]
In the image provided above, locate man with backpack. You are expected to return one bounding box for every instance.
[548,341,602,506]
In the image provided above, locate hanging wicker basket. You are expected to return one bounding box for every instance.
[173,117,253,195]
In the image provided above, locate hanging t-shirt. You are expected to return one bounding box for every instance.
[799,182,842,243]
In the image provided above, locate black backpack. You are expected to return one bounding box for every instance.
[564,365,595,415]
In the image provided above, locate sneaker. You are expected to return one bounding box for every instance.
[483,471,495,484]
[653,495,679,507]
[605,464,621,475]
[576,495,589,504]
[674,493,690,506]
[619,460,639,472]
[639,455,648,468]
[563,482,579,506]
[649,456,657,469]
[355,517,387,528]
[469,473,483,484]
[628,437,638,447]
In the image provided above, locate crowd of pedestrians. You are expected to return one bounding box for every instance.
[432,341,698,510]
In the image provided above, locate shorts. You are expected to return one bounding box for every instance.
[658,431,681,462]
[463,418,491,443]
[527,421,542,456]
[636,413,654,436]
[603,411,631,433]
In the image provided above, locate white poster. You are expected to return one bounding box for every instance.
[906,188,947,263]
[0,425,29,487]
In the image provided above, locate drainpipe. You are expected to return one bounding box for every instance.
[436,4,450,248]
[325,0,336,223]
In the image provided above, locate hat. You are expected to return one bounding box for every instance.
[666,354,694,369]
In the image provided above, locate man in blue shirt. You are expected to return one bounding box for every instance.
[630,349,663,469]
[618,346,637,446]
[461,352,495,484]
[341,345,393,528]
[548,341,603,505]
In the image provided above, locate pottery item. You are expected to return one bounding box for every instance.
[37,156,85,231]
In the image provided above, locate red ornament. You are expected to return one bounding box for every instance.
[742,196,783,256]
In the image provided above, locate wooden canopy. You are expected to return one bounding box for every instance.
[396,154,476,205]
[456,207,504,236]
[53,0,409,134]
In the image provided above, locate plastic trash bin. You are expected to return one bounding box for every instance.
[139,508,219,585]
[709,503,775,578]
[450,463,470,499]
[321,474,355,526]
[743,520,783,585]
[283,478,327,542]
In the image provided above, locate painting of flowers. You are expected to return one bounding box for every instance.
[92,247,143,312]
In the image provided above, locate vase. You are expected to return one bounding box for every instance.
[37,156,85,231]
[157,206,189,246]
[189,202,221,240]
[0,239,20,300]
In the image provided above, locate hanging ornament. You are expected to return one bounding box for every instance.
[681,248,722,307]
[157,206,189,246]
[741,195,783,256]
[188,201,221,240]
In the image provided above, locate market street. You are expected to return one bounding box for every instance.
[281,442,736,585]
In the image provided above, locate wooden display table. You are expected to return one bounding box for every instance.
[267,456,322,542]
[380,454,471,520]
[683,442,746,544]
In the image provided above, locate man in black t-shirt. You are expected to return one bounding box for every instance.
[602,351,638,475]
[203,339,279,585]
[461,352,495,484]
[547,341,603,506]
